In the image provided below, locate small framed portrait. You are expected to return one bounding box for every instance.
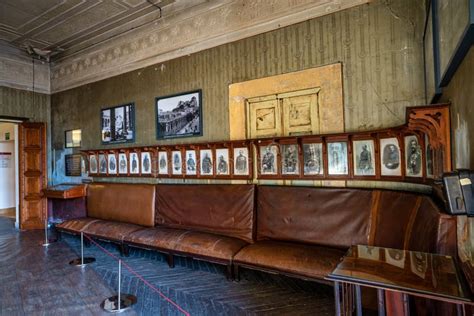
[233,147,249,176]
[101,103,135,144]
[405,135,422,177]
[259,144,278,175]
[200,149,214,176]
[108,153,117,175]
[215,148,230,176]
[129,152,140,175]
[380,138,401,176]
[141,152,152,175]
[118,153,128,174]
[185,150,197,176]
[327,142,348,175]
[425,134,434,178]
[156,90,202,139]
[99,154,107,174]
[281,144,299,175]
[158,151,169,175]
[171,150,183,175]
[353,140,376,176]
[89,154,98,174]
[302,143,323,176]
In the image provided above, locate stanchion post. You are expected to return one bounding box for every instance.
[118,259,121,311]
[69,232,96,266]
[101,258,137,313]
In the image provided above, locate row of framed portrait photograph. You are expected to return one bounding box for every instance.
[86,132,434,182]
[87,142,252,179]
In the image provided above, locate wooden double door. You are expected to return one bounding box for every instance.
[18,122,47,230]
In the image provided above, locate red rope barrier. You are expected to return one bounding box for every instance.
[83,234,191,316]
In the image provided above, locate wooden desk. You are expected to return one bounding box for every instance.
[43,184,87,199]
[326,245,473,316]
[43,184,87,223]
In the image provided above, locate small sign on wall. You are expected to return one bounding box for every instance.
[65,154,82,176]
[0,152,11,168]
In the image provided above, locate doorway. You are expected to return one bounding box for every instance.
[0,122,19,228]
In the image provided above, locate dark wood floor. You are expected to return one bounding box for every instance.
[0,216,336,315]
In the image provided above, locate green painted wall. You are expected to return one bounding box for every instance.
[51,0,426,152]
[0,86,50,123]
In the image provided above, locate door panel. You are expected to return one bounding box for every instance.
[19,122,47,230]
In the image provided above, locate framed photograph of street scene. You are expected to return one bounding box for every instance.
[158,150,169,175]
[108,153,117,175]
[327,141,348,175]
[405,135,423,178]
[185,149,198,176]
[353,139,376,176]
[156,90,202,139]
[118,153,128,175]
[302,142,323,176]
[101,103,135,144]
[199,149,214,176]
[233,146,250,177]
[215,147,230,176]
[380,137,401,177]
[129,152,140,175]
[141,152,152,175]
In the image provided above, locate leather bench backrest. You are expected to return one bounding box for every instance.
[155,184,255,243]
[256,186,373,248]
[87,183,156,227]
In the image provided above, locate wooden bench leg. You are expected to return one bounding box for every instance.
[233,264,240,282]
[120,243,130,257]
[166,253,175,268]
[56,230,62,241]
[226,264,234,281]
[83,237,91,248]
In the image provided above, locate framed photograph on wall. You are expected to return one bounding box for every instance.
[171,150,183,175]
[353,139,376,176]
[141,152,152,175]
[185,149,197,176]
[259,144,278,176]
[129,152,140,175]
[302,142,323,176]
[380,137,401,177]
[215,147,230,176]
[199,149,213,176]
[281,143,299,176]
[99,154,107,174]
[101,103,135,144]
[108,153,117,175]
[158,150,169,175]
[425,134,434,178]
[156,90,202,139]
[233,146,250,177]
[65,129,81,148]
[327,142,348,175]
[118,153,128,175]
[89,154,98,174]
[405,135,423,178]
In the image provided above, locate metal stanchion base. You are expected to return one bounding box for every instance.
[69,257,96,266]
[101,294,137,313]
[41,239,57,247]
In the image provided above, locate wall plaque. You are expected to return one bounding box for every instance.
[65,154,82,176]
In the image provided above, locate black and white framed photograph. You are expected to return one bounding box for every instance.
[185,150,197,176]
[118,153,128,174]
[89,154,98,174]
[101,103,135,144]
[327,142,348,175]
[216,148,230,176]
[200,149,213,176]
[130,152,140,175]
[108,153,117,174]
[260,144,278,175]
[158,151,169,175]
[281,144,299,175]
[172,150,183,175]
[380,138,401,176]
[156,90,202,139]
[303,143,323,176]
[405,135,422,177]
[141,152,152,175]
[353,140,375,176]
[99,154,107,174]
[233,147,249,176]
[425,134,434,178]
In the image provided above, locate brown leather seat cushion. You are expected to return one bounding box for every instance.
[87,183,156,227]
[234,240,346,280]
[173,231,248,261]
[124,227,189,250]
[56,217,100,233]
[81,220,144,242]
[155,184,255,243]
